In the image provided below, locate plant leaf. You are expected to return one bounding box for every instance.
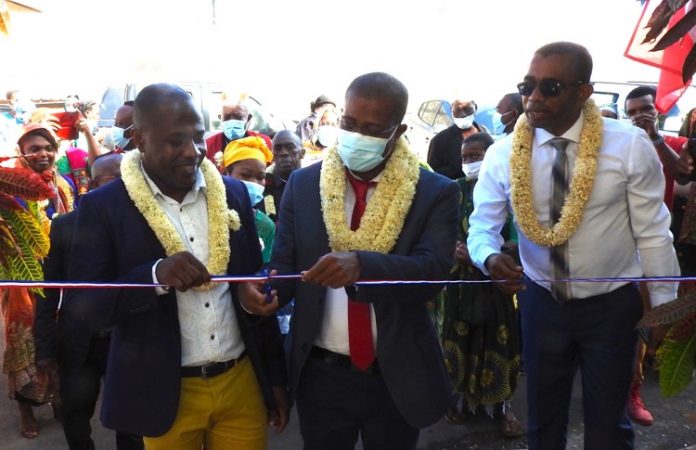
[668,0,689,12]
[0,193,21,210]
[639,293,696,327]
[652,5,696,50]
[658,334,696,397]
[644,0,675,43]
[683,44,696,82]
[668,312,696,341]
[0,166,54,201]
[1,208,50,260]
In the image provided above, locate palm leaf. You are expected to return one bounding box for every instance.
[0,193,21,210]
[652,5,696,50]
[668,0,689,12]
[638,293,696,327]
[7,236,44,297]
[644,0,676,43]
[1,208,50,260]
[668,312,696,341]
[658,334,696,397]
[683,44,696,82]
[0,166,54,200]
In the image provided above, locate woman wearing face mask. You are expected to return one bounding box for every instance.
[440,132,523,438]
[220,136,275,263]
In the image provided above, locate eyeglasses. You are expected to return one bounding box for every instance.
[339,118,399,138]
[517,79,585,98]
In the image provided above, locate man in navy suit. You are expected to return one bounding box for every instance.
[242,72,459,450]
[35,152,145,450]
[64,83,287,450]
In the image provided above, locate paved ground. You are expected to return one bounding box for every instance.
[0,365,693,449]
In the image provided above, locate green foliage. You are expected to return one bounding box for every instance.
[1,208,49,260]
[658,334,696,397]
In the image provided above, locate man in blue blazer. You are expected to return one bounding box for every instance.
[64,84,287,450]
[243,72,459,450]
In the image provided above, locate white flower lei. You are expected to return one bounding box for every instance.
[121,150,237,280]
[510,99,602,247]
[320,138,420,253]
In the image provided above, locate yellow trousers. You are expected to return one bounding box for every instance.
[144,357,267,450]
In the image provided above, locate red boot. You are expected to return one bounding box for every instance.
[627,382,653,426]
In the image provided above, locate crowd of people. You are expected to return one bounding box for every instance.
[0,39,694,450]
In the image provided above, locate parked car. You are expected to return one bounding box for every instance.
[98,83,289,137]
[404,99,496,161]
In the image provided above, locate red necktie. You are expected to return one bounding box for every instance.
[346,171,376,370]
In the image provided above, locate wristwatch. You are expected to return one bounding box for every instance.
[652,135,664,146]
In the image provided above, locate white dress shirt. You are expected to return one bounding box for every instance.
[314,171,380,355]
[468,115,680,307]
[142,166,245,366]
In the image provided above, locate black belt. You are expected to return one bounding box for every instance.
[181,351,247,379]
[309,346,380,375]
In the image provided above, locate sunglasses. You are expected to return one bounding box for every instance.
[517,79,585,97]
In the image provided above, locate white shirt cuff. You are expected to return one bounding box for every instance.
[152,259,170,296]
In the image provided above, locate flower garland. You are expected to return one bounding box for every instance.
[510,99,602,247]
[320,137,420,253]
[121,150,232,279]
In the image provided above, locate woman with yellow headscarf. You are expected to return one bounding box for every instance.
[220,136,275,263]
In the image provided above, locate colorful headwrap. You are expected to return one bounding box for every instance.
[222,136,273,169]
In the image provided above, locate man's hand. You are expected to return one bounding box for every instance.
[631,112,659,139]
[268,386,290,434]
[155,252,211,292]
[237,277,279,316]
[36,358,61,406]
[485,253,524,295]
[455,241,471,266]
[677,147,695,178]
[302,252,360,288]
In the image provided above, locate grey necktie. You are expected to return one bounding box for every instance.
[549,137,570,302]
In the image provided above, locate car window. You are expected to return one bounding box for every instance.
[434,103,452,129]
[419,101,441,127]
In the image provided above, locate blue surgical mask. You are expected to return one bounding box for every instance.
[111,125,132,149]
[336,128,396,172]
[222,119,246,140]
[492,111,515,135]
[241,180,264,206]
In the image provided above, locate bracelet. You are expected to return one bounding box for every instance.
[652,135,664,146]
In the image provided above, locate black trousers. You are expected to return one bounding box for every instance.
[60,335,143,450]
[519,281,641,450]
[296,351,419,450]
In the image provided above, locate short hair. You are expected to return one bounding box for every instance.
[463,132,494,150]
[625,85,656,109]
[272,129,302,147]
[505,93,524,114]
[346,72,409,124]
[78,100,97,116]
[123,100,135,107]
[535,42,593,83]
[134,83,196,130]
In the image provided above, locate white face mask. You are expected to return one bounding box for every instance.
[454,114,475,130]
[316,125,339,147]
[462,160,482,179]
